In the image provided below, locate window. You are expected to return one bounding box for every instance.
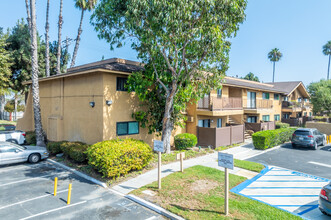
[298,97,302,102]
[274,94,280,100]
[283,96,288,101]
[262,92,270,100]
[309,112,312,117]
[116,77,128,91]
[283,113,289,119]
[217,89,222,98]
[274,114,280,121]
[304,112,307,116]
[0,146,17,153]
[116,122,139,135]
[304,98,308,102]
[217,118,222,128]
[198,119,210,128]
[247,116,257,123]
[262,115,270,121]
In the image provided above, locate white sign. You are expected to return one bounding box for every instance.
[153,140,164,152]
[218,152,234,170]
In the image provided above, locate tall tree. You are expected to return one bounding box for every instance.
[70,0,97,68]
[242,72,259,82]
[0,29,12,120]
[322,41,331,80]
[25,0,46,146]
[268,48,282,82]
[56,0,63,74]
[92,0,247,153]
[308,79,331,114]
[45,0,50,77]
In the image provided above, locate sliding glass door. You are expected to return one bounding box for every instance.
[247,91,256,109]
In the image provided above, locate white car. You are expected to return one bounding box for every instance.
[0,142,49,165]
[0,130,26,145]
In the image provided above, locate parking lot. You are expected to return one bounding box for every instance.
[247,143,331,179]
[0,161,163,220]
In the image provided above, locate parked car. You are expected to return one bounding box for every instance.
[291,128,326,150]
[0,130,26,145]
[0,124,16,131]
[0,142,49,165]
[319,182,331,216]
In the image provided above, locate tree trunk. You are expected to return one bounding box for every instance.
[161,86,177,153]
[272,61,275,83]
[327,55,330,80]
[56,0,63,75]
[70,9,85,68]
[0,95,5,120]
[45,0,50,77]
[14,95,18,121]
[24,0,32,36]
[29,0,46,147]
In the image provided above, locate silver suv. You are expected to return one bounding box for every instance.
[291,128,326,150]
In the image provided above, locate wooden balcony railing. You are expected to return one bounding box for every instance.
[245,99,273,109]
[197,97,243,111]
[211,97,243,110]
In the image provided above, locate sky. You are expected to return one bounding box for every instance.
[1,0,331,87]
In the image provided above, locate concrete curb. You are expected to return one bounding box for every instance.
[47,158,108,188]
[126,194,185,220]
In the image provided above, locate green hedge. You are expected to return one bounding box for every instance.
[174,133,197,150]
[275,122,290,129]
[252,128,297,150]
[47,141,88,163]
[86,138,153,178]
[25,131,36,145]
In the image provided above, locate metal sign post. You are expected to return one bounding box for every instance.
[176,152,185,172]
[154,140,164,189]
[218,152,234,216]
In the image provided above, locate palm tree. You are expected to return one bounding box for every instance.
[268,48,283,82]
[70,0,97,68]
[25,0,46,146]
[45,0,50,77]
[56,0,63,75]
[322,41,331,80]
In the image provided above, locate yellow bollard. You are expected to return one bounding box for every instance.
[54,177,58,196]
[67,183,72,205]
[327,136,329,144]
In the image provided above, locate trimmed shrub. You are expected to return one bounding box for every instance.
[275,122,290,129]
[252,128,296,150]
[0,126,5,131]
[47,141,66,154]
[68,144,89,163]
[86,138,153,178]
[25,131,36,145]
[174,133,198,150]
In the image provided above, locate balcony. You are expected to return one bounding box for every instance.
[282,101,302,112]
[197,97,243,111]
[245,99,273,109]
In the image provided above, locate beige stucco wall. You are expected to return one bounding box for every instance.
[306,122,331,135]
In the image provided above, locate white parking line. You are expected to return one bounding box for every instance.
[0,189,69,210]
[0,172,69,187]
[145,216,157,220]
[19,200,87,220]
[308,161,331,169]
[0,164,39,173]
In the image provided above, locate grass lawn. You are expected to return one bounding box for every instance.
[0,120,17,125]
[234,159,265,173]
[132,165,301,220]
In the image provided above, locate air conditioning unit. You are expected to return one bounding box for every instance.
[186,116,194,122]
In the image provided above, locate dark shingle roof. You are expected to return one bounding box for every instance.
[266,81,302,95]
[67,58,144,74]
[223,77,286,93]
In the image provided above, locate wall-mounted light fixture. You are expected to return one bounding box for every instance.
[106,100,113,106]
[89,101,95,108]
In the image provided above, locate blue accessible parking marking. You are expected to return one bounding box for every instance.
[231,166,330,220]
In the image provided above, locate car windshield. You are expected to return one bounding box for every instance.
[294,130,311,136]
[6,142,26,150]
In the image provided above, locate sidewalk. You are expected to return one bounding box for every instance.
[112,140,267,195]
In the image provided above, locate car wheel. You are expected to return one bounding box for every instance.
[28,154,41,163]
[292,143,296,148]
[7,139,18,144]
[313,142,318,150]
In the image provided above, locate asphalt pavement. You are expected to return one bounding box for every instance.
[247,143,331,179]
[0,161,164,220]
